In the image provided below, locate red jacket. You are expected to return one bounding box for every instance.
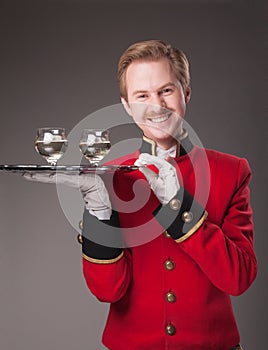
[81,136,257,350]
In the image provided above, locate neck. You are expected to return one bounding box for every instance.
[154,138,177,150]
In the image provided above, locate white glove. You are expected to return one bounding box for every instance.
[134,153,180,205]
[23,172,111,219]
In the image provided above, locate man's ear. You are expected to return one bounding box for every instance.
[184,86,191,104]
[121,97,132,116]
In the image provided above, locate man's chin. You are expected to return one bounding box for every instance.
[147,127,182,141]
[144,131,178,146]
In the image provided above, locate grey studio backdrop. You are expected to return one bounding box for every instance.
[0,0,267,349]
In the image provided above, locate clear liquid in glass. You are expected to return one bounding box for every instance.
[79,141,111,165]
[35,139,68,165]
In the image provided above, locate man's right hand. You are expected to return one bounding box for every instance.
[23,172,112,219]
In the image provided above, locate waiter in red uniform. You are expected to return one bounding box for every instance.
[26,40,257,349]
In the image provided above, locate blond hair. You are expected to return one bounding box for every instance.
[118,40,190,100]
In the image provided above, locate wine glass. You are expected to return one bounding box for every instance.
[79,129,111,166]
[35,127,68,166]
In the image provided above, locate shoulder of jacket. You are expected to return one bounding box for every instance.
[203,148,248,166]
[200,148,251,181]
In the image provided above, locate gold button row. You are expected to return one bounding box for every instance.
[164,254,176,335]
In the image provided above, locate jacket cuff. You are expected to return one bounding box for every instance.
[81,209,123,262]
[153,188,207,242]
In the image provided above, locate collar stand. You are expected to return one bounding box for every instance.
[140,130,193,157]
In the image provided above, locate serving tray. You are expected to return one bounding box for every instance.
[0,164,139,174]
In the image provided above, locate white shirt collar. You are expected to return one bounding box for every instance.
[156,144,177,159]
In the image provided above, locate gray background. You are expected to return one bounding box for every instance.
[0,0,267,349]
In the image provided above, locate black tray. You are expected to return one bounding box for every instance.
[0,164,139,174]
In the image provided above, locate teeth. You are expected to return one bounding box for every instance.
[149,114,170,123]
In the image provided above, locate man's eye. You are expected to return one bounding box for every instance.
[137,94,147,99]
[161,88,173,95]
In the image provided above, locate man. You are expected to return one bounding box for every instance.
[25,40,257,349]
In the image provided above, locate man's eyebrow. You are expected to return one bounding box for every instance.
[132,82,177,96]
[132,89,148,96]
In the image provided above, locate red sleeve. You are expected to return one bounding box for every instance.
[178,158,257,295]
[82,248,132,303]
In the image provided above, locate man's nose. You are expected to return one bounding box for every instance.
[150,93,167,108]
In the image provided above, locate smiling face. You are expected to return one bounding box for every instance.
[121,58,191,149]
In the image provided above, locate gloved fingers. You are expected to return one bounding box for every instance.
[136,153,177,179]
[134,154,155,167]
[23,172,58,183]
[135,155,158,185]
[136,153,168,169]
[24,172,83,187]
[138,166,158,187]
[23,172,101,191]
[151,176,180,205]
[134,153,180,205]
[23,171,111,212]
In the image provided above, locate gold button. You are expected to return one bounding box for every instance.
[78,220,83,230]
[164,231,171,238]
[77,234,83,244]
[166,291,176,303]
[181,211,193,223]
[169,198,181,210]
[165,323,176,336]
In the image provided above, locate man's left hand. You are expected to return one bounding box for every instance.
[134,153,180,205]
